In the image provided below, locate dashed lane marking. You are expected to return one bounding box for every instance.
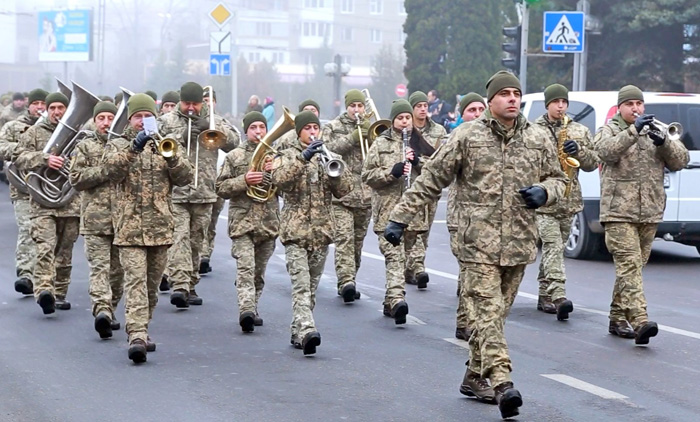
[541,374,629,400]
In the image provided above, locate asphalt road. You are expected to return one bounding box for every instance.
[1,182,699,422]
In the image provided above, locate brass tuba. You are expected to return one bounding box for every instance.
[246,106,295,202]
[558,115,580,197]
[107,87,133,140]
[25,81,100,208]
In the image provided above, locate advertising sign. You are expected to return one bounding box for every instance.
[38,9,92,62]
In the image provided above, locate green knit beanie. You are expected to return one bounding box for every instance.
[114,92,123,105]
[243,111,267,133]
[295,110,321,135]
[127,93,157,118]
[344,89,365,108]
[486,70,521,102]
[459,92,486,115]
[45,92,69,108]
[390,99,413,122]
[145,90,158,101]
[180,82,204,103]
[161,90,180,105]
[544,84,569,106]
[298,99,321,114]
[28,89,49,105]
[408,91,429,108]
[617,85,644,106]
[93,101,118,119]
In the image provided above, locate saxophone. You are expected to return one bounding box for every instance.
[557,115,580,197]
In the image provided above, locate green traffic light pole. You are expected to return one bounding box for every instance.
[519,1,529,93]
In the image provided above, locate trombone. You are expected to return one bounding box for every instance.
[186,86,228,189]
[356,88,381,160]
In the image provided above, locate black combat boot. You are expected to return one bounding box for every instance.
[199,257,212,274]
[110,318,121,331]
[301,331,321,355]
[239,311,256,333]
[159,274,170,292]
[146,336,156,352]
[37,290,55,315]
[291,334,302,349]
[455,326,472,341]
[128,339,147,363]
[340,283,356,303]
[634,321,659,345]
[608,320,635,338]
[14,278,33,295]
[253,313,264,326]
[494,381,523,419]
[553,298,574,321]
[391,301,409,325]
[55,297,71,310]
[170,289,189,308]
[188,289,203,306]
[415,272,429,289]
[354,290,361,300]
[537,295,556,314]
[405,273,417,285]
[460,365,496,403]
[383,303,391,317]
[94,312,113,339]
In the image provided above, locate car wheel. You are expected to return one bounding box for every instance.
[564,212,606,260]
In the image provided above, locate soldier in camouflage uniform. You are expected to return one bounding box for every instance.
[157,82,239,308]
[69,101,124,339]
[404,91,448,289]
[159,91,179,116]
[322,90,372,302]
[105,93,193,363]
[449,92,486,341]
[14,92,81,315]
[385,72,567,419]
[216,111,279,333]
[595,85,689,345]
[534,84,599,320]
[0,92,26,128]
[362,99,435,325]
[271,111,352,355]
[0,89,47,296]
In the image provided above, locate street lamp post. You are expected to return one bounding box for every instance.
[324,54,351,116]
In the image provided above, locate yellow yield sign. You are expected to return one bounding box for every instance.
[209,3,233,28]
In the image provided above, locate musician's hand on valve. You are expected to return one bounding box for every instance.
[405,147,420,166]
[263,157,274,172]
[634,114,655,134]
[383,221,408,247]
[518,186,548,209]
[245,171,264,186]
[132,131,151,153]
[47,155,65,170]
[302,140,323,161]
[390,162,405,178]
[562,140,579,155]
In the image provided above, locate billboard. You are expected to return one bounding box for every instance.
[38,9,92,62]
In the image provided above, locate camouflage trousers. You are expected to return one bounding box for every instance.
[406,200,437,276]
[30,215,79,300]
[536,213,573,301]
[377,231,419,308]
[604,222,656,329]
[332,204,371,291]
[449,229,471,330]
[202,197,225,260]
[285,242,328,340]
[465,262,525,388]
[167,202,213,292]
[12,197,35,281]
[120,245,169,343]
[84,234,124,320]
[231,233,276,314]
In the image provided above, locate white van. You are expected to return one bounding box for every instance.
[521,91,700,259]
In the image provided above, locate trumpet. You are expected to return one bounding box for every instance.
[154,134,179,158]
[312,136,345,178]
[633,113,683,142]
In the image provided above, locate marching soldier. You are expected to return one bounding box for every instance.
[158,82,239,308]
[0,92,27,128]
[69,101,124,339]
[362,99,435,324]
[534,84,598,320]
[449,92,485,341]
[160,91,179,116]
[271,111,352,355]
[595,85,689,345]
[14,92,80,314]
[384,71,567,418]
[0,88,47,296]
[105,93,193,363]
[322,89,371,302]
[215,111,279,332]
[405,90,448,289]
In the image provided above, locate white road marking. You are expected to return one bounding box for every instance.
[541,374,629,400]
[443,337,469,349]
[378,309,426,325]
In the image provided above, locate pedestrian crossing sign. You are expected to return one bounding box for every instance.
[543,11,585,53]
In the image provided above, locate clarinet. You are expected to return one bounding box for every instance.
[402,127,411,189]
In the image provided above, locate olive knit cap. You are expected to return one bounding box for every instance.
[295,110,321,135]
[180,82,204,103]
[486,70,521,102]
[243,111,267,133]
[409,91,429,108]
[127,93,157,118]
[459,92,486,115]
[390,99,413,122]
[344,89,365,108]
[93,101,118,119]
[144,90,158,101]
[161,90,180,105]
[298,99,321,114]
[28,89,49,105]
[617,85,644,106]
[544,84,569,106]
[45,92,69,108]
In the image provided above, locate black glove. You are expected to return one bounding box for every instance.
[634,114,655,134]
[390,162,405,178]
[189,115,209,138]
[132,131,151,153]
[649,130,665,146]
[383,221,408,246]
[408,156,420,167]
[302,140,323,161]
[518,186,547,209]
[562,140,579,155]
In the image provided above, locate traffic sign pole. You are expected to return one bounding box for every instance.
[572,0,590,91]
[520,3,529,94]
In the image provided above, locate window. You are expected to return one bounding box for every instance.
[272,52,285,64]
[398,1,406,15]
[341,0,354,13]
[341,27,353,42]
[256,22,271,36]
[370,0,383,14]
[247,52,261,63]
[304,0,324,7]
[303,21,331,37]
[342,55,352,65]
[305,55,314,66]
[370,28,382,43]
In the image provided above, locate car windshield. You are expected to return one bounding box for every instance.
[527,100,596,133]
[644,103,700,151]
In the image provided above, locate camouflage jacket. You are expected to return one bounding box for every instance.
[415,118,448,148]
[594,113,689,223]
[534,114,599,216]
[362,127,429,233]
[215,140,280,240]
[271,139,353,249]
[104,126,194,246]
[13,117,80,217]
[69,131,117,236]
[0,106,26,128]
[274,129,299,153]
[0,113,39,200]
[389,111,567,266]
[157,105,239,204]
[321,112,371,208]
